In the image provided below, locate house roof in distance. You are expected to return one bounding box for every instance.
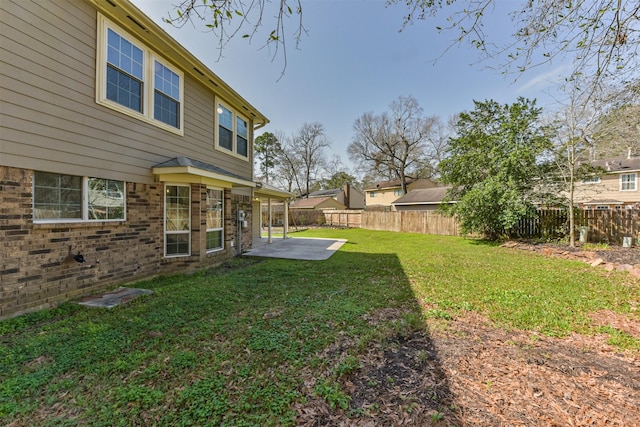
[392,187,452,205]
[585,157,640,173]
[308,188,343,197]
[365,177,417,191]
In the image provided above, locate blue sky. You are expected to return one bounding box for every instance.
[131,0,571,172]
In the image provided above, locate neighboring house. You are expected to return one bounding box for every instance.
[574,156,640,210]
[364,178,438,210]
[289,197,346,211]
[307,183,365,210]
[392,187,454,211]
[0,0,269,318]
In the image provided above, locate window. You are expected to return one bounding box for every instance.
[33,172,125,222]
[596,205,610,210]
[621,173,637,191]
[370,191,377,198]
[581,176,601,184]
[97,15,183,133]
[165,185,191,256]
[216,101,249,159]
[393,189,403,196]
[206,188,224,252]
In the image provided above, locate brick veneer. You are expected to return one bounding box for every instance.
[0,166,252,319]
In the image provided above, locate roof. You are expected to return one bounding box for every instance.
[90,0,268,128]
[584,157,640,173]
[582,199,624,205]
[365,178,417,191]
[308,188,343,197]
[392,187,452,205]
[152,156,254,187]
[289,197,344,209]
[255,182,295,199]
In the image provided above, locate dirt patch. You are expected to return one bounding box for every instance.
[295,312,640,426]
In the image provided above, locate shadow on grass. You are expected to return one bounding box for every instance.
[0,249,461,426]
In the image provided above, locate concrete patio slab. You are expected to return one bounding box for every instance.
[244,237,347,260]
[78,287,153,308]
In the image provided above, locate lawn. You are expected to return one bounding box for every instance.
[1,229,639,426]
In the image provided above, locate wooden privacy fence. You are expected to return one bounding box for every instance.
[361,211,460,236]
[324,210,362,228]
[513,209,639,244]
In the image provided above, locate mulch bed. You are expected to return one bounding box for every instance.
[295,311,640,426]
[294,242,640,426]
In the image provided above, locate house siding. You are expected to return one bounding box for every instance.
[574,173,640,207]
[1,0,253,185]
[0,166,253,319]
[0,0,263,319]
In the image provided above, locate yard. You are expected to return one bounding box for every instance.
[1,229,639,426]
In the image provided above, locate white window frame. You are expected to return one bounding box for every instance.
[595,205,610,210]
[620,173,637,191]
[581,176,601,184]
[164,184,191,258]
[369,191,377,198]
[96,14,184,135]
[33,172,126,224]
[205,187,224,253]
[215,99,250,161]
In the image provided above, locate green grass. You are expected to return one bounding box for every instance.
[1,229,638,425]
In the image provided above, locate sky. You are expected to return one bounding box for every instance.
[131,0,572,173]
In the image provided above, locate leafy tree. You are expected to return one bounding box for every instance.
[439,98,552,239]
[348,96,440,194]
[323,171,358,190]
[254,132,282,183]
[392,0,639,95]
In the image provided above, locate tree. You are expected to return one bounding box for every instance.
[168,1,639,91]
[439,98,552,239]
[254,132,282,183]
[542,80,605,247]
[392,0,640,96]
[348,96,439,194]
[592,104,640,158]
[323,171,358,190]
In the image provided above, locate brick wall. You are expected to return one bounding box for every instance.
[0,166,248,319]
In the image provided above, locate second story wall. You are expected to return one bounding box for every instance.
[1,0,263,185]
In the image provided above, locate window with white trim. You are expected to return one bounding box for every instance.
[621,173,637,191]
[97,14,184,133]
[206,188,224,252]
[216,101,249,159]
[369,191,377,198]
[165,184,191,257]
[33,172,125,222]
[393,189,403,196]
[581,176,601,184]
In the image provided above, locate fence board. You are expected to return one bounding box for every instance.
[361,211,459,236]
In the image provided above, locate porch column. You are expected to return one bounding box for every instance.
[267,197,272,244]
[283,200,289,239]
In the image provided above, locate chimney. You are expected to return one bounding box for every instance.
[343,182,350,209]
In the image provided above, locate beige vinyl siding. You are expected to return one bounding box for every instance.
[574,173,640,204]
[1,0,253,185]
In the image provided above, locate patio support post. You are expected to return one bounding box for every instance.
[267,197,272,244]
[283,200,289,239]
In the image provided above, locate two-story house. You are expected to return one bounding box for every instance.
[364,178,438,210]
[0,0,269,318]
[574,156,640,210]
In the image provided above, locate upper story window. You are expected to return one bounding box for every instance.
[581,176,601,184]
[33,172,125,223]
[621,173,637,191]
[97,15,184,134]
[369,191,377,198]
[393,189,403,196]
[216,101,249,160]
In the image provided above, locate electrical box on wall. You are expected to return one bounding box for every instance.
[237,210,246,221]
[242,220,248,228]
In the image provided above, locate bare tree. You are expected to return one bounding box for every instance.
[592,104,640,158]
[289,122,330,197]
[348,96,439,194]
